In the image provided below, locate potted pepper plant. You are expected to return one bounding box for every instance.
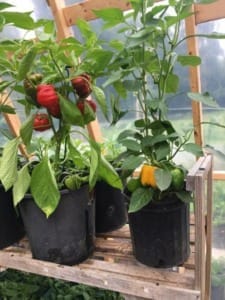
[94,0,225,267]
[0,2,45,250]
[0,17,122,265]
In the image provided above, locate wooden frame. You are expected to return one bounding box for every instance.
[0,154,213,299]
[0,1,224,299]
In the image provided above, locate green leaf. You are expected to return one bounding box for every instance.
[155,142,170,160]
[155,168,172,191]
[17,47,37,81]
[82,101,96,125]
[178,55,201,66]
[20,115,33,147]
[98,155,123,190]
[0,80,13,92]
[0,138,19,190]
[0,104,15,114]
[92,85,108,119]
[13,164,31,206]
[1,11,35,30]
[175,191,193,203]
[183,143,203,156]
[123,80,142,91]
[128,187,153,213]
[88,49,113,73]
[59,95,84,127]
[93,8,125,28]
[121,139,141,152]
[76,18,97,43]
[0,2,14,10]
[121,155,145,171]
[165,73,179,93]
[89,146,99,190]
[30,157,60,217]
[187,92,219,108]
[102,70,123,88]
[68,139,87,169]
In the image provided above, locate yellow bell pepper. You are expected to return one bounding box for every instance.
[140,164,158,188]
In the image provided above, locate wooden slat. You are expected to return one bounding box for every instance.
[0,249,200,300]
[195,0,225,24]
[213,171,225,180]
[185,5,203,147]
[63,0,131,25]
[0,210,199,299]
[205,156,213,300]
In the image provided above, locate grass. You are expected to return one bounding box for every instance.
[0,269,124,300]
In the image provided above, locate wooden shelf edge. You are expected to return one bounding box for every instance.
[0,250,200,300]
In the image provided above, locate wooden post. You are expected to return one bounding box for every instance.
[185,5,203,147]
[186,154,213,300]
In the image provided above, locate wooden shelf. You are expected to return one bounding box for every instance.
[0,221,200,300]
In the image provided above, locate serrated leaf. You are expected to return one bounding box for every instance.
[0,138,19,190]
[128,187,153,213]
[13,164,31,206]
[30,157,60,217]
[155,168,172,191]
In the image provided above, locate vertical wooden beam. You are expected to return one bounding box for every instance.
[47,0,103,142]
[185,6,203,147]
[0,94,28,158]
[205,155,213,300]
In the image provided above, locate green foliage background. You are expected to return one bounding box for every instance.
[0,269,124,300]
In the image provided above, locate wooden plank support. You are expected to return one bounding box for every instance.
[0,155,213,299]
[0,92,28,158]
[185,5,203,147]
[63,0,132,25]
[0,220,199,300]
[186,154,213,300]
[194,0,225,24]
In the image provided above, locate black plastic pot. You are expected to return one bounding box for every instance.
[0,185,25,249]
[19,185,95,265]
[128,196,190,268]
[95,181,127,233]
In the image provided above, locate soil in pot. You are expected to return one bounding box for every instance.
[128,196,190,268]
[19,185,95,265]
[95,180,127,234]
[0,185,25,249]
